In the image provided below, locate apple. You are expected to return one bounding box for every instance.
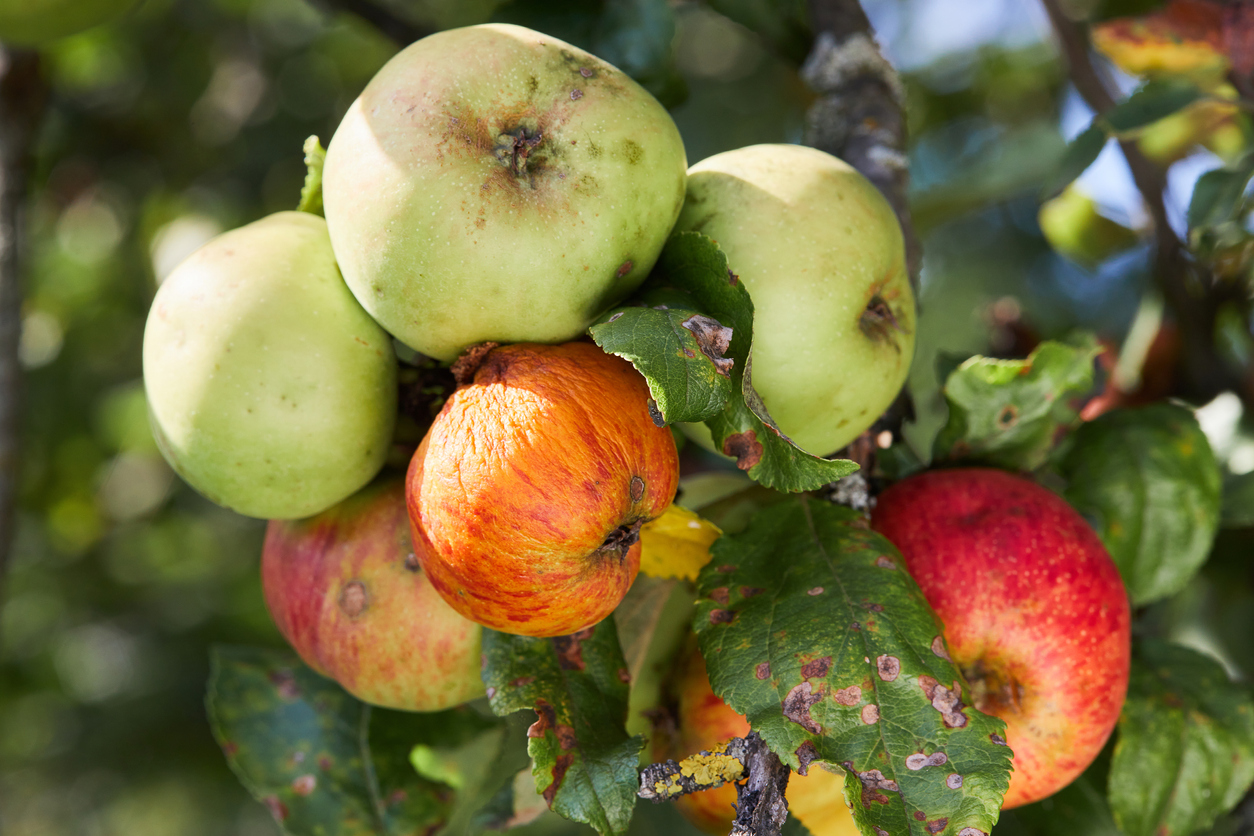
[406,342,679,638]
[0,0,138,45]
[321,23,689,362]
[673,144,915,457]
[263,477,485,712]
[657,645,859,836]
[144,211,397,520]
[871,467,1131,808]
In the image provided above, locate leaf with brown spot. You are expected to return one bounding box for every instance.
[693,499,1011,836]
[481,623,643,836]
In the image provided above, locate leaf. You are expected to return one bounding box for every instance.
[589,304,734,425]
[693,499,1013,836]
[1108,640,1254,836]
[706,0,812,63]
[653,232,859,492]
[1103,79,1206,134]
[613,574,697,737]
[297,136,326,216]
[1042,124,1108,199]
[638,503,721,580]
[481,622,644,836]
[1060,403,1222,606]
[997,757,1120,836]
[1223,472,1254,528]
[933,337,1100,471]
[206,645,489,836]
[1186,151,1254,230]
[1091,2,1229,84]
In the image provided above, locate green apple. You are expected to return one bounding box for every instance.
[675,144,916,457]
[0,0,138,45]
[143,211,397,520]
[321,23,688,362]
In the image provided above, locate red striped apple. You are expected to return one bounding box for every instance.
[871,468,1131,808]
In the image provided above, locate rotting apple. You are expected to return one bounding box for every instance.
[656,645,859,836]
[871,467,1131,809]
[0,0,138,45]
[673,144,915,457]
[143,211,397,520]
[263,477,485,712]
[321,23,689,362]
[406,342,679,638]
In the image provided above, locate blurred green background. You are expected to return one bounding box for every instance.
[2,0,1253,834]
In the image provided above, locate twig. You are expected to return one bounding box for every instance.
[0,47,45,636]
[1041,0,1244,401]
[729,735,790,836]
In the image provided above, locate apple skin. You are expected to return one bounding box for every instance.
[870,467,1131,809]
[658,646,858,836]
[673,144,915,457]
[0,0,138,45]
[263,477,485,712]
[322,23,689,362]
[406,342,679,638]
[143,211,397,520]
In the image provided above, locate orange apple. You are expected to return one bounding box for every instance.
[406,342,679,638]
[262,478,485,711]
[871,468,1131,808]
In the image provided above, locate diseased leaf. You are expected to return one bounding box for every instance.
[1103,79,1205,134]
[206,646,491,836]
[638,503,721,580]
[1186,150,1254,230]
[693,499,1012,836]
[481,622,644,836]
[652,232,858,492]
[1042,124,1108,199]
[1109,640,1254,836]
[297,136,326,216]
[1061,404,1222,605]
[1092,2,1228,84]
[933,337,1100,470]
[590,305,734,425]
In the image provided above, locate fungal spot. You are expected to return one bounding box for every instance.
[709,609,736,625]
[607,311,623,323]
[556,724,577,750]
[740,586,764,598]
[931,635,951,661]
[875,829,889,836]
[851,622,861,631]
[801,656,833,679]
[727,270,739,285]
[510,676,535,688]
[716,564,737,573]
[647,399,665,427]
[618,668,631,683]
[264,796,290,821]
[291,775,316,796]
[722,430,764,470]
[269,669,301,701]
[681,314,735,377]
[756,662,771,680]
[529,699,557,738]
[622,138,644,165]
[996,404,1019,429]
[570,89,583,100]
[861,704,880,724]
[833,685,862,706]
[914,812,926,821]
[926,818,949,834]
[876,655,900,681]
[875,556,896,569]
[919,676,969,728]
[782,682,824,734]
[808,587,824,596]
[580,67,594,77]
[959,829,989,836]
[710,587,731,605]
[404,552,421,572]
[616,260,633,278]
[862,601,884,612]
[629,475,645,502]
[339,581,368,618]
[990,733,1007,746]
[486,686,496,699]
[553,628,595,671]
[848,767,899,807]
[796,741,818,775]
[544,754,573,805]
[905,752,949,770]
[947,773,964,789]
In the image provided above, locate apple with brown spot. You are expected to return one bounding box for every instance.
[263,477,484,712]
[871,467,1131,808]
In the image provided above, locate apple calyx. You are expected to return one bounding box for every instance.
[859,294,905,343]
[597,517,646,562]
[494,125,546,179]
[961,659,1025,718]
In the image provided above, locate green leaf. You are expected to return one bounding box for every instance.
[297,136,326,216]
[1223,472,1254,528]
[1108,640,1254,836]
[693,499,1012,836]
[1060,404,1222,606]
[481,622,644,836]
[933,337,1100,470]
[1186,151,1254,231]
[1042,124,1107,199]
[589,304,734,425]
[206,645,490,836]
[706,0,812,63]
[1103,80,1205,135]
[613,575,696,739]
[997,756,1120,836]
[653,232,859,492]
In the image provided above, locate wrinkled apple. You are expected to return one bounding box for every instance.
[871,467,1131,808]
[143,211,397,520]
[406,342,679,637]
[0,0,138,45]
[263,477,485,712]
[321,23,689,362]
[674,144,916,457]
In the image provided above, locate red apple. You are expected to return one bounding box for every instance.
[262,477,485,712]
[407,342,679,638]
[871,468,1131,808]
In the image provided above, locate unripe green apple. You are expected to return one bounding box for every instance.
[322,23,688,362]
[143,211,397,520]
[674,144,915,456]
[0,0,138,46]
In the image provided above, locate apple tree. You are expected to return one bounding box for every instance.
[2,3,1254,836]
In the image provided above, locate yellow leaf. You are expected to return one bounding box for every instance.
[639,504,721,581]
[1092,1,1229,86]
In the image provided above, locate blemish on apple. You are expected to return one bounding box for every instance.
[629,475,645,502]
